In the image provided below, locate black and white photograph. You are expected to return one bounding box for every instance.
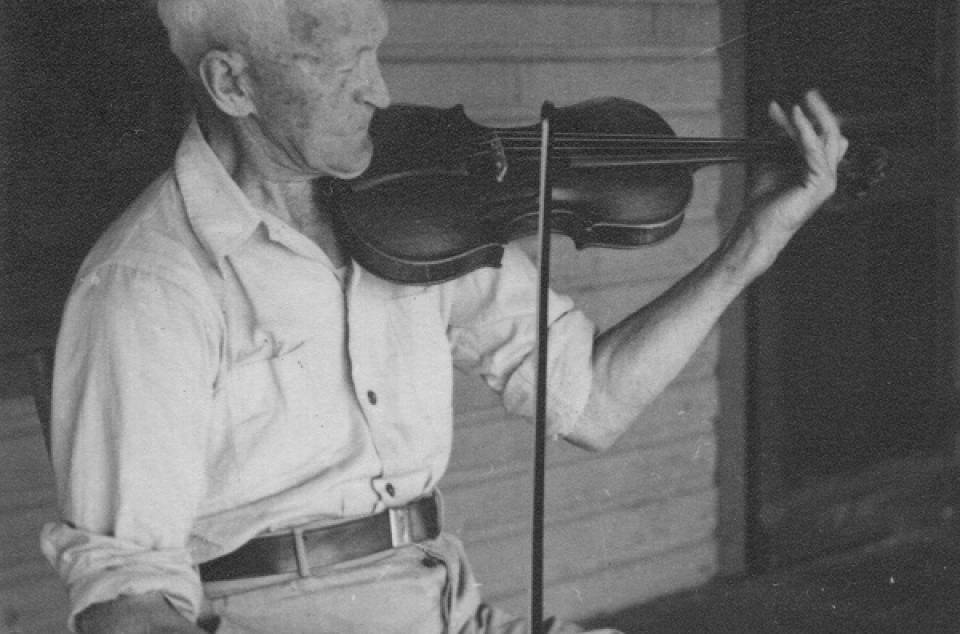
[0,1,957,632]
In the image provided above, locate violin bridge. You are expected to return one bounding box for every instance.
[489,137,508,182]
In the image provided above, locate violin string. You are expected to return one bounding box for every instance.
[494,140,785,149]
[458,138,788,163]
[474,135,787,147]
[454,149,791,167]
[458,135,788,153]
[490,131,784,141]
[482,131,790,143]
[455,130,803,166]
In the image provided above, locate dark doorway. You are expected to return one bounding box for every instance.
[0,3,187,343]
[744,0,960,571]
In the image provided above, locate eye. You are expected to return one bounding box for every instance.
[340,47,376,75]
[292,53,330,74]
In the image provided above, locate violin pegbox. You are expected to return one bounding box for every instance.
[837,142,891,199]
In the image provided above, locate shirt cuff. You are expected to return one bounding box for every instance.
[40,521,203,632]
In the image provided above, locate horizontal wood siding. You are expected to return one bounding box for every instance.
[0,397,69,634]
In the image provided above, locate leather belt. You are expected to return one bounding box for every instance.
[199,493,441,582]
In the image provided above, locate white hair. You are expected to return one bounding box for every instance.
[155,0,287,79]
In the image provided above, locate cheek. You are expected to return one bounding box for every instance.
[256,62,329,126]
[306,80,357,131]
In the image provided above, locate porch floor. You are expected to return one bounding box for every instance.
[589,524,960,633]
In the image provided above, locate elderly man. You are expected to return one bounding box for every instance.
[41,0,846,632]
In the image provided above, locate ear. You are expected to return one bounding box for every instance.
[197,49,257,118]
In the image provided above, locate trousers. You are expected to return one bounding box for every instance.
[198,532,620,634]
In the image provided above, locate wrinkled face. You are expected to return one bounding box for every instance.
[248,0,390,179]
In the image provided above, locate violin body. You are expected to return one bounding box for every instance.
[328,97,886,285]
[330,98,695,284]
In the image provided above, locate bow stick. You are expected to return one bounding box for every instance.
[529,101,555,634]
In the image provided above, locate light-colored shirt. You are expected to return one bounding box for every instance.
[40,119,596,627]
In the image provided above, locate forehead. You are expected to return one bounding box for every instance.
[284,0,388,48]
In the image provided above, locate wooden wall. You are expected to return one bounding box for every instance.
[0,396,63,634]
[0,1,740,631]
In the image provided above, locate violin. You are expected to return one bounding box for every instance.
[328,97,886,285]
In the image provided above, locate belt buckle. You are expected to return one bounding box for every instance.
[388,505,413,547]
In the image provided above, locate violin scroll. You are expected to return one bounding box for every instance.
[837,142,891,199]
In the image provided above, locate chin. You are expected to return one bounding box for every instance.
[317,141,373,180]
[329,157,372,180]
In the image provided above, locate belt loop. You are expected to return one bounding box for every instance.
[292,527,311,577]
[389,505,412,547]
[433,489,443,522]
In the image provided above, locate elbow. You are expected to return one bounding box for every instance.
[561,388,638,452]
[562,422,622,453]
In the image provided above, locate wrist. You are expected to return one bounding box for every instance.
[714,221,783,287]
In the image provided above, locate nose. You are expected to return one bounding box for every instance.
[362,60,390,110]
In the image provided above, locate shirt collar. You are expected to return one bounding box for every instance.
[174,116,264,259]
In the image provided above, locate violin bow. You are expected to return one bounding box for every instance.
[529,101,555,634]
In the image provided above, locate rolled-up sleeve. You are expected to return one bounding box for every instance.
[447,244,596,436]
[41,260,219,630]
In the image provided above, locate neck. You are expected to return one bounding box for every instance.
[198,107,346,267]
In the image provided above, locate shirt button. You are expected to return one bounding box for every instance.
[367,390,378,405]
[385,483,396,496]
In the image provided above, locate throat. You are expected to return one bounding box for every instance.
[262,180,347,267]
[291,201,346,267]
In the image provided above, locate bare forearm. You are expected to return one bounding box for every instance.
[565,91,847,451]
[567,232,760,450]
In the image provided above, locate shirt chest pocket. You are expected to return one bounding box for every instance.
[216,334,360,482]
[221,336,307,429]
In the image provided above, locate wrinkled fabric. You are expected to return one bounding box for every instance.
[42,118,597,631]
[200,534,620,634]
